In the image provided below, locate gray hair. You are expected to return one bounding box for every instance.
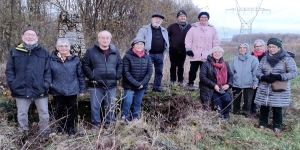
[97,30,112,39]
[253,39,266,47]
[210,46,225,55]
[56,38,70,46]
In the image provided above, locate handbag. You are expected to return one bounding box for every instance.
[269,59,287,92]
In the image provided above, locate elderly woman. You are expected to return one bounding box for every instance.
[255,38,297,137]
[50,38,86,136]
[230,43,259,117]
[200,46,233,120]
[121,38,152,122]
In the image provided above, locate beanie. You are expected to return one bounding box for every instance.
[267,38,282,48]
[198,12,210,20]
[177,10,187,18]
[22,27,38,36]
[131,38,145,47]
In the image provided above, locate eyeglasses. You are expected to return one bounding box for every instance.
[57,45,69,48]
[23,33,37,37]
[238,47,247,49]
[254,45,263,48]
[268,46,278,49]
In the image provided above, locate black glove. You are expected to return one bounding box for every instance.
[260,75,276,83]
[186,51,194,57]
[269,73,282,81]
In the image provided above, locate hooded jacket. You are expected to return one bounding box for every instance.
[5,43,51,98]
[122,48,152,89]
[49,50,86,96]
[230,43,259,88]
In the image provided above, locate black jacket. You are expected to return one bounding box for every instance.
[200,55,233,103]
[82,44,122,89]
[167,22,191,53]
[122,48,152,89]
[49,50,86,96]
[5,43,51,98]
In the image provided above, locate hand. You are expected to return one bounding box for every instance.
[138,85,143,89]
[79,93,84,97]
[221,84,230,90]
[186,51,194,57]
[214,85,220,92]
[253,85,257,89]
[260,75,276,83]
[269,73,282,81]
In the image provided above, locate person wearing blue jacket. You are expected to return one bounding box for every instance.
[230,43,259,117]
[49,38,86,136]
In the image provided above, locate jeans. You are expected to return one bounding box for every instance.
[149,53,164,89]
[169,51,186,82]
[232,87,255,114]
[188,61,203,85]
[259,106,282,128]
[122,88,146,120]
[89,87,116,125]
[53,95,77,130]
[16,97,50,133]
[211,91,232,118]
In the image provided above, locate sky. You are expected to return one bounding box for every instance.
[192,0,300,39]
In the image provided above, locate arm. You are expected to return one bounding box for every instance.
[123,56,141,87]
[81,49,94,80]
[139,58,153,86]
[185,28,193,52]
[200,62,217,88]
[212,27,220,47]
[281,57,298,80]
[226,62,233,87]
[5,51,15,88]
[43,52,51,89]
[76,58,86,94]
[116,52,123,80]
[252,58,259,86]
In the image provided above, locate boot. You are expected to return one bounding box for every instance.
[188,84,195,91]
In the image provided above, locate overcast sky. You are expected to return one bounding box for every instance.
[192,0,300,39]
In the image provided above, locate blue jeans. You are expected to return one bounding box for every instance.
[212,91,232,118]
[149,53,164,89]
[122,89,146,120]
[89,87,116,124]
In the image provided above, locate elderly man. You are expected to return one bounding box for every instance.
[167,10,191,87]
[136,13,169,92]
[5,28,51,137]
[82,30,122,129]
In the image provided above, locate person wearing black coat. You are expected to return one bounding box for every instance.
[200,46,233,120]
[82,30,123,128]
[50,38,86,135]
[121,38,152,121]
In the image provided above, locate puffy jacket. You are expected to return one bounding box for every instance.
[122,48,152,89]
[167,22,191,53]
[49,50,86,96]
[185,22,220,61]
[5,43,51,98]
[200,55,233,103]
[82,44,123,89]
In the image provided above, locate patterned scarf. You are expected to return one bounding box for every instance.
[266,49,287,67]
[23,42,38,51]
[176,20,189,31]
[210,60,227,86]
[57,51,71,62]
[132,48,145,58]
[253,49,265,58]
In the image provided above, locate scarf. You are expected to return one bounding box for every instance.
[210,60,227,86]
[176,20,189,31]
[132,48,145,58]
[23,42,38,51]
[56,51,71,62]
[266,49,287,67]
[253,49,265,58]
[238,53,248,61]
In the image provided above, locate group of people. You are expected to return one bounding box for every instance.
[5,10,297,139]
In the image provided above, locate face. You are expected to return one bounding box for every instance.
[133,42,145,52]
[199,15,208,24]
[177,14,187,23]
[238,44,247,54]
[22,30,38,46]
[98,32,111,48]
[254,42,264,52]
[56,42,70,56]
[267,44,280,55]
[212,49,223,60]
[151,17,163,28]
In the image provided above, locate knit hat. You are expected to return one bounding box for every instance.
[131,38,145,47]
[177,10,187,18]
[22,27,38,36]
[267,38,282,48]
[198,12,210,20]
[152,13,164,19]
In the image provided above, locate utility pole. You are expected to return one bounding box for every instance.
[226,0,270,34]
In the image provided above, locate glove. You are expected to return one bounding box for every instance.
[269,73,282,81]
[186,51,194,57]
[260,75,276,83]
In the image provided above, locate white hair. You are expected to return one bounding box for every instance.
[210,46,224,55]
[56,38,70,46]
[97,30,112,39]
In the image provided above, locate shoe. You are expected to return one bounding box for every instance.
[68,127,75,136]
[188,84,195,91]
[179,81,185,87]
[274,128,281,137]
[57,126,64,134]
[153,87,166,92]
[169,81,174,86]
[259,126,266,129]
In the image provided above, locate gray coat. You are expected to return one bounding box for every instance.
[254,54,298,107]
[136,24,169,55]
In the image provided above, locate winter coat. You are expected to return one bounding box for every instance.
[230,44,259,88]
[136,24,170,55]
[82,44,123,89]
[49,50,86,96]
[185,22,220,61]
[254,53,298,107]
[167,22,191,53]
[5,43,51,98]
[200,55,233,103]
[122,48,152,89]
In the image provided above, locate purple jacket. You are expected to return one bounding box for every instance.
[185,22,220,61]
